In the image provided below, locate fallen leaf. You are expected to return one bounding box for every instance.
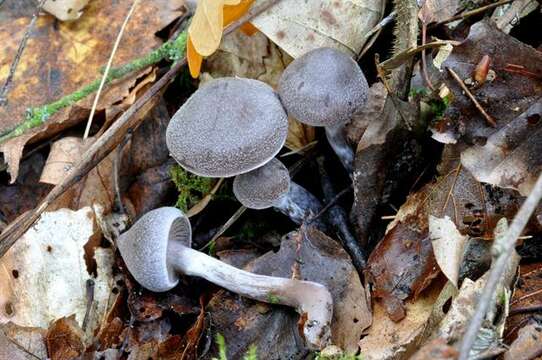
[0,322,47,360]
[461,99,542,196]
[418,0,459,24]
[430,20,542,144]
[43,0,90,21]
[46,316,85,360]
[365,144,522,320]
[252,0,384,58]
[206,228,371,358]
[346,82,387,146]
[0,0,184,180]
[410,338,458,360]
[504,321,542,360]
[429,215,468,287]
[0,207,114,344]
[188,0,226,56]
[359,280,443,360]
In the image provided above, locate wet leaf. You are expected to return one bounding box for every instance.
[0,0,184,179]
[252,0,384,58]
[430,20,542,144]
[461,100,542,196]
[206,228,371,358]
[504,322,542,360]
[365,144,522,320]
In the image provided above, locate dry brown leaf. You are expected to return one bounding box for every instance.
[43,0,90,21]
[504,322,542,360]
[0,0,184,180]
[359,281,443,360]
[46,316,85,360]
[252,0,384,58]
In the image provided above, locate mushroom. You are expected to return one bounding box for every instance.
[233,158,324,226]
[278,48,369,172]
[166,77,289,178]
[117,207,333,349]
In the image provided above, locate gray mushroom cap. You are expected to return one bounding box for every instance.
[278,47,369,127]
[233,158,290,209]
[166,77,289,178]
[117,207,192,292]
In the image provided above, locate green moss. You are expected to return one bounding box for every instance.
[213,333,228,360]
[267,293,281,304]
[170,164,213,212]
[243,345,258,360]
[0,31,188,144]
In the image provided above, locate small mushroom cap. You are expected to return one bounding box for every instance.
[166,77,289,178]
[278,47,369,127]
[233,158,290,209]
[117,207,192,292]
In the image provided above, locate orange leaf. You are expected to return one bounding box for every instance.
[187,36,203,78]
[223,0,254,27]
[240,22,259,36]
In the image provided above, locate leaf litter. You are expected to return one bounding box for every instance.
[0,0,541,359]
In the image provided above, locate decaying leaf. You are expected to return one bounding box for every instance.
[365,144,522,321]
[0,0,184,180]
[0,322,47,360]
[429,216,468,287]
[504,321,542,360]
[410,338,458,360]
[461,100,542,196]
[430,20,542,144]
[46,316,85,360]
[252,0,383,58]
[0,207,114,344]
[359,281,443,360]
[207,228,371,358]
[346,82,387,146]
[418,0,459,24]
[43,0,90,21]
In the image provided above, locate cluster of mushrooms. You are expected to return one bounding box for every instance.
[118,48,369,350]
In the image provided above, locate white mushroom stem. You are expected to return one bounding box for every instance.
[325,124,354,173]
[168,241,333,350]
[274,182,323,225]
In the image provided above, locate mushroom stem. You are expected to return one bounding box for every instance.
[168,241,333,350]
[325,124,354,173]
[274,182,324,226]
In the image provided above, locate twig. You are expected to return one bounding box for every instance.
[0,0,48,106]
[82,279,95,331]
[357,10,396,60]
[84,0,141,139]
[316,157,366,271]
[458,172,542,360]
[446,67,497,127]
[0,0,282,257]
[509,304,542,315]
[420,23,435,90]
[434,0,514,27]
[200,205,247,251]
[309,186,352,223]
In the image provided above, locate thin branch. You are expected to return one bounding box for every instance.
[200,205,248,251]
[0,0,283,257]
[446,66,497,127]
[0,0,48,106]
[434,0,514,27]
[84,0,141,139]
[458,172,542,360]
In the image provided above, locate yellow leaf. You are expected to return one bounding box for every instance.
[223,0,241,4]
[223,0,254,27]
[188,0,224,56]
[187,36,203,78]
